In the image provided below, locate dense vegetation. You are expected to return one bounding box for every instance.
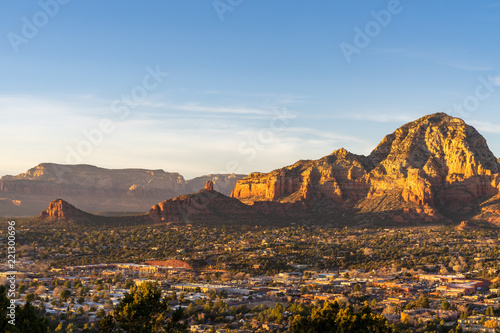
[2,220,500,332]
[0,285,49,333]
[6,220,500,279]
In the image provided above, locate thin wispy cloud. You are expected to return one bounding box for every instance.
[165,103,278,116]
[201,89,307,102]
[280,127,371,146]
[310,112,418,124]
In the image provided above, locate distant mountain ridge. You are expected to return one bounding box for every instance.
[0,163,245,217]
[8,113,500,228]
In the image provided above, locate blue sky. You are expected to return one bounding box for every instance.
[1,0,500,178]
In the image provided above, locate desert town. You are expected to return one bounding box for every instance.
[3,223,500,332]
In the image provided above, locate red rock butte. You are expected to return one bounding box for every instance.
[230,113,500,224]
[39,199,86,219]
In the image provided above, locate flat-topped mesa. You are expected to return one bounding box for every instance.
[0,163,246,216]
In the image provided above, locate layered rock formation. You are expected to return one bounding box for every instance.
[8,112,500,227]
[360,114,499,218]
[39,199,92,220]
[231,148,372,204]
[232,113,500,224]
[0,163,245,216]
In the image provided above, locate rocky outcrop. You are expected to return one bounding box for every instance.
[36,199,150,225]
[205,181,214,191]
[149,187,270,225]
[231,148,372,204]
[456,220,477,230]
[39,199,92,220]
[401,168,434,206]
[186,174,245,195]
[232,113,500,223]
[392,205,444,224]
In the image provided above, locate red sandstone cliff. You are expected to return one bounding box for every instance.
[231,148,372,204]
[231,113,500,223]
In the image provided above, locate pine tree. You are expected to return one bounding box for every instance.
[99,281,188,332]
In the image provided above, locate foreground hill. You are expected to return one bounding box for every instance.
[149,181,277,225]
[0,164,244,217]
[232,113,500,225]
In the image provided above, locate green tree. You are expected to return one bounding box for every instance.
[60,289,71,301]
[24,293,36,303]
[441,300,451,310]
[96,308,106,319]
[416,294,430,309]
[485,306,495,316]
[290,300,393,333]
[99,281,188,333]
[185,303,196,316]
[0,285,49,333]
